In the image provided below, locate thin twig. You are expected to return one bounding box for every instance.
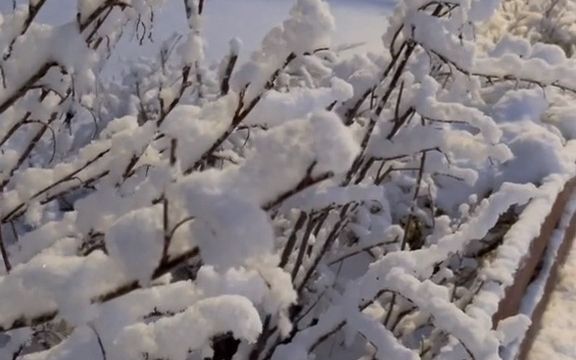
[279,211,308,268]
[89,324,107,360]
[0,224,11,273]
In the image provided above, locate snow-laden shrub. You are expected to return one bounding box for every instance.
[0,0,575,359]
[481,0,576,56]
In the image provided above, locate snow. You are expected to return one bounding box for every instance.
[0,251,129,328]
[160,96,236,170]
[468,0,501,22]
[408,12,475,72]
[0,0,393,66]
[183,186,275,269]
[22,327,109,360]
[22,295,263,360]
[346,309,419,360]
[105,205,164,285]
[244,78,354,128]
[197,265,296,314]
[112,295,262,360]
[2,0,576,359]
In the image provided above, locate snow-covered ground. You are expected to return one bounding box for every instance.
[2,0,395,64]
[110,0,394,74]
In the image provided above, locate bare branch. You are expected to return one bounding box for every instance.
[263,162,334,211]
[0,224,11,273]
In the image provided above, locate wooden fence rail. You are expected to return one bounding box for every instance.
[492,178,576,359]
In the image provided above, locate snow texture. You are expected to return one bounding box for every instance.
[2,0,576,359]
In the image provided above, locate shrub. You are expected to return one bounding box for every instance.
[0,1,575,359]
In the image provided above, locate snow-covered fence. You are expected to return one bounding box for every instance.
[494,176,576,358]
[493,177,576,326]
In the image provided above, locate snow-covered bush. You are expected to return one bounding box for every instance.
[1,0,576,359]
[481,0,576,56]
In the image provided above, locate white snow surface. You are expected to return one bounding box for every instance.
[2,0,576,360]
[0,0,395,67]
